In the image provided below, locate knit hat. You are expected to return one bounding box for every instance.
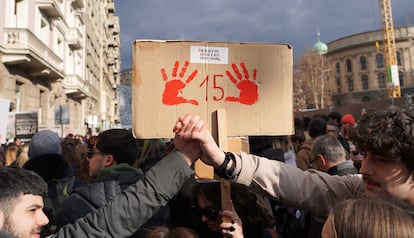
[341,114,356,126]
[28,130,62,158]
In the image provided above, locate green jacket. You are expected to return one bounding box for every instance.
[50,150,193,238]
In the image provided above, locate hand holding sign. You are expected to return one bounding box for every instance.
[225,63,258,105]
[161,61,199,105]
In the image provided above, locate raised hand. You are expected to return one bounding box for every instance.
[225,63,258,105]
[174,114,225,168]
[161,61,199,106]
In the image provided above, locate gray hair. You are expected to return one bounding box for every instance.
[311,135,346,163]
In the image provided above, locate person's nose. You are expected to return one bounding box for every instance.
[38,210,49,227]
[359,153,372,175]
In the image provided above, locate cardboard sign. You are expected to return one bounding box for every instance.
[132,40,293,138]
[0,99,10,143]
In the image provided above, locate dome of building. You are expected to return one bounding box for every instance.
[312,40,328,55]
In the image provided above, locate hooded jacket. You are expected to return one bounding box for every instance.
[48,149,193,238]
[54,163,171,237]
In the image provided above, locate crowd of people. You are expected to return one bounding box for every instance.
[0,106,414,238]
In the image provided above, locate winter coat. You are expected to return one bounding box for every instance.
[295,139,313,170]
[48,150,193,238]
[227,152,364,216]
[54,163,171,237]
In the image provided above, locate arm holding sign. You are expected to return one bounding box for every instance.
[53,120,199,237]
[175,114,364,215]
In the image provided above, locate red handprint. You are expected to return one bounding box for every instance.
[161,60,199,106]
[225,63,258,105]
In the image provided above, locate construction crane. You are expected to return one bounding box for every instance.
[378,0,400,99]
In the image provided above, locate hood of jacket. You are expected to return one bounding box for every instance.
[74,164,144,208]
[23,154,72,182]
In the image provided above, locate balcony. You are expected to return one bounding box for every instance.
[63,75,99,100]
[72,0,84,9]
[107,2,115,13]
[67,28,83,50]
[37,0,64,19]
[75,9,86,23]
[1,28,64,81]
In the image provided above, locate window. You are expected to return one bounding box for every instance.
[39,90,46,124]
[346,59,352,72]
[15,81,23,112]
[378,73,386,88]
[360,56,367,70]
[336,77,342,93]
[397,52,402,66]
[376,54,384,68]
[336,62,341,74]
[347,77,354,92]
[361,74,369,90]
[399,71,404,87]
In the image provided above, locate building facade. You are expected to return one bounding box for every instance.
[0,0,120,140]
[326,26,414,107]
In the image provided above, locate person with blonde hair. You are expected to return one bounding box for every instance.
[12,143,29,167]
[322,197,414,238]
[4,143,20,166]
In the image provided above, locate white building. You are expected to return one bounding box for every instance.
[0,0,120,139]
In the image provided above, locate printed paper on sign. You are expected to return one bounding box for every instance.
[190,46,228,64]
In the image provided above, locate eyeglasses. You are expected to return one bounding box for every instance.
[309,157,318,168]
[191,206,218,221]
[87,150,107,158]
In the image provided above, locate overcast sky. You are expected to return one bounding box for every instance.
[114,0,414,70]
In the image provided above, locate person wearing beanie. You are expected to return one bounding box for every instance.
[340,114,356,142]
[23,130,83,236]
[24,130,71,182]
[341,114,355,126]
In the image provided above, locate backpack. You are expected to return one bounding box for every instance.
[42,176,76,235]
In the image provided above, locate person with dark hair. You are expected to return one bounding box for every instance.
[0,119,200,237]
[54,129,171,236]
[249,136,284,162]
[88,129,140,176]
[295,117,326,170]
[327,111,342,127]
[0,166,49,238]
[192,182,276,238]
[326,122,350,154]
[172,108,414,236]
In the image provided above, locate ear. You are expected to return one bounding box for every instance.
[318,154,327,166]
[103,155,116,167]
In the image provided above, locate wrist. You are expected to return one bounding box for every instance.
[214,152,236,179]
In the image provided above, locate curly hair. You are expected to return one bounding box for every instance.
[350,108,414,172]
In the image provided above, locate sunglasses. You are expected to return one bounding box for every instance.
[191,206,218,221]
[351,150,366,156]
[87,150,107,158]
